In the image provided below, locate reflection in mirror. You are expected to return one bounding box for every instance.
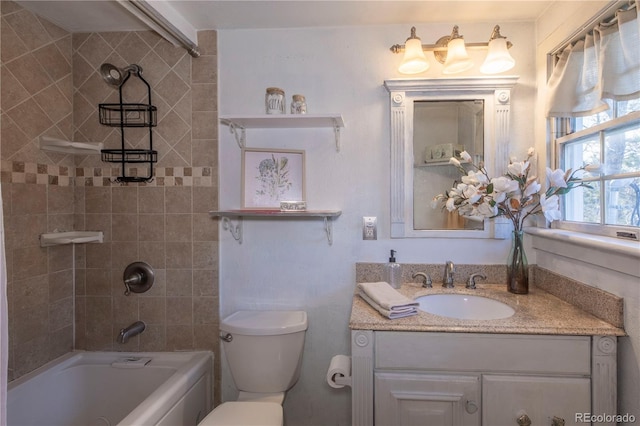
[384,76,519,239]
[413,100,484,230]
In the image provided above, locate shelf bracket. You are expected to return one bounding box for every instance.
[222,216,243,243]
[324,216,334,245]
[225,120,246,149]
[332,118,341,152]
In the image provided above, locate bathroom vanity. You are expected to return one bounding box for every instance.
[349,280,624,426]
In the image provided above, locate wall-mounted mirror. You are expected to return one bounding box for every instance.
[385,76,519,238]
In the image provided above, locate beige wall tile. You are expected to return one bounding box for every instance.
[138,186,165,213]
[166,269,193,297]
[166,214,192,242]
[3,11,219,390]
[165,242,192,269]
[166,297,193,325]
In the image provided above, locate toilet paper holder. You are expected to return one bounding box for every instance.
[327,354,352,389]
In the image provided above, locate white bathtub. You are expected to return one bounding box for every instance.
[7,351,213,426]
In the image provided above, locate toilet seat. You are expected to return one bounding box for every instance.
[199,401,283,426]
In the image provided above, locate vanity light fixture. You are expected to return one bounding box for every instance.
[390,25,515,75]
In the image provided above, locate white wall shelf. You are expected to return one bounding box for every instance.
[219,114,345,151]
[209,209,342,245]
[40,136,103,155]
[40,231,104,247]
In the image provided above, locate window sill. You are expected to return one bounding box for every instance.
[526,227,639,278]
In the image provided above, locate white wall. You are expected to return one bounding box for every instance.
[534,1,640,419]
[218,21,536,425]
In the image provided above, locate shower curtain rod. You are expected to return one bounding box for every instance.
[118,0,201,58]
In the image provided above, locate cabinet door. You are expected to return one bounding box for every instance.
[375,372,480,426]
[483,375,590,426]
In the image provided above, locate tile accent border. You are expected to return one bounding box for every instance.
[1,161,213,187]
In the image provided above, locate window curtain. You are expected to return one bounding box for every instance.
[546,1,639,117]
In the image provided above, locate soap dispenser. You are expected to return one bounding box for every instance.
[384,250,402,289]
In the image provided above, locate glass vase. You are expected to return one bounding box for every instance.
[507,230,529,294]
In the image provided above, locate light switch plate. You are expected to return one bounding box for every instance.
[363,216,377,240]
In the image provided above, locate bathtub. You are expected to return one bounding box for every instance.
[7,351,213,426]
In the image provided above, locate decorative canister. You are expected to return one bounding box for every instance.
[265,87,285,114]
[291,94,307,114]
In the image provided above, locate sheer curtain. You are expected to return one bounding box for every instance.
[546,0,639,117]
[0,184,7,425]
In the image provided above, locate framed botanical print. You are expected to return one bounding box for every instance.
[241,148,306,209]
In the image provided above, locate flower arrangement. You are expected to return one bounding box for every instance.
[432,148,591,294]
[432,148,591,233]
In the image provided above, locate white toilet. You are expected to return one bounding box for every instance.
[199,310,308,426]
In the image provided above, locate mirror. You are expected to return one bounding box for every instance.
[384,76,518,238]
[413,100,484,231]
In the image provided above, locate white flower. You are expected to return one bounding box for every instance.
[459,151,472,163]
[540,194,561,222]
[449,157,461,167]
[491,176,519,194]
[508,161,529,177]
[546,167,568,188]
[461,185,482,204]
[462,170,489,185]
[475,201,498,218]
[523,180,541,198]
[445,197,457,212]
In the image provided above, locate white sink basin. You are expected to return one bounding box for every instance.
[415,294,515,320]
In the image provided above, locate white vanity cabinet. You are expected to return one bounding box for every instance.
[375,372,481,425]
[352,331,617,426]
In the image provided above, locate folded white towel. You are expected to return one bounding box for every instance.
[357,282,419,311]
[358,291,418,319]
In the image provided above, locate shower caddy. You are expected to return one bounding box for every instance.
[99,64,157,183]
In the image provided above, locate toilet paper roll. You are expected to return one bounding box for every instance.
[326,355,351,389]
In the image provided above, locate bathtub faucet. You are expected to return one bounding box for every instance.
[118,321,146,344]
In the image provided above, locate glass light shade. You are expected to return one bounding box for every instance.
[442,37,474,74]
[480,37,515,74]
[398,37,429,74]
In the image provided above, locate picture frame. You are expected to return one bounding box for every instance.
[241,148,306,209]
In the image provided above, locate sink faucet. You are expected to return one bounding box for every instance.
[118,320,146,344]
[442,261,455,288]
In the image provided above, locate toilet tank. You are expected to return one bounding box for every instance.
[221,310,308,393]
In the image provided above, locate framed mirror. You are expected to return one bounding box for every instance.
[384,76,519,238]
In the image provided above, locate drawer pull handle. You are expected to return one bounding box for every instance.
[465,400,478,414]
[551,416,565,426]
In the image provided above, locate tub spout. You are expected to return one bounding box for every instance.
[118,321,146,344]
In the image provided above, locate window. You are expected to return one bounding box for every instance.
[546,1,639,239]
[557,106,640,234]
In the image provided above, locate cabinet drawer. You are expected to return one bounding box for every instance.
[375,372,480,426]
[375,332,590,375]
[482,375,590,426]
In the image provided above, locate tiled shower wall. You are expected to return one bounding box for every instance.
[1,1,220,395]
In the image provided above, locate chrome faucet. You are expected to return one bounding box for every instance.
[412,272,432,288]
[442,261,455,288]
[118,320,146,344]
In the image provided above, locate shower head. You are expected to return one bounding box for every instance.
[100,63,143,87]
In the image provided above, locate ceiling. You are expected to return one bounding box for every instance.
[17,1,554,33]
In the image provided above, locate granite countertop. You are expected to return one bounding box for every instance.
[349,282,625,336]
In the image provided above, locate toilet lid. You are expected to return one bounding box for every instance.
[199,402,283,426]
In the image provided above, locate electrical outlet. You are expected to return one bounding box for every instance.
[363,216,377,240]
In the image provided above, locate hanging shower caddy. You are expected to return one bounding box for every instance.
[99,63,157,183]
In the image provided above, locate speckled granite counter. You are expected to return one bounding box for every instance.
[349,282,625,336]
